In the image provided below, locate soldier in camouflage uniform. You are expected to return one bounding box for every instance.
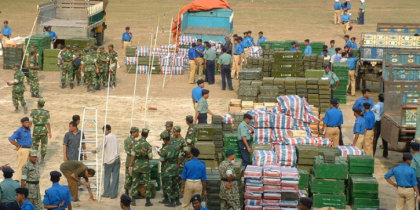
[164,121,174,138]
[7,64,27,113]
[29,99,51,163]
[72,44,83,85]
[97,46,109,88]
[124,127,139,196]
[108,44,118,89]
[185,115,198,147]
[26,43,38,85]
[59,45,74,89]
[158,130,180,207]
[219,149,240,210]
[81,48,99,92]
[27,50,42,98]
[172,126,189,206]
[129,128,153,207]
[21,150,42,210]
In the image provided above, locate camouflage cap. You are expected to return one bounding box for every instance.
[108,44,114,48]
[73,44,79,48]
[66,45,71,49]
[141,128,149,134]
[225,149,235,156]
[130,127,139,133]
[99,46,104,50]
[29,149,38,157]
[84,48,90,52]
[186,115,194,121]
[173,126,181,132]
[37,99,45,106]
[160,131,170,139]
[165,121,173,127]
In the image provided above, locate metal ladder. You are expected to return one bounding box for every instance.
[78,107,100,198]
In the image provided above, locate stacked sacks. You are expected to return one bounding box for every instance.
[337,146,364,158]
[160,55,185,75]
[252,150,278,166]
[247,109,273,145]
[272,145,297,167]
[244,166,264,210]
[262,165,282,209]
[280,168,300,209]
[178,35,197,46]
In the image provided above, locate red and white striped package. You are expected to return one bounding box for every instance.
[281,186,299,193]
[314,137,332,147]
[276,95,320,123]
[244,166,263,179]
[172,56,185,67]
[171,66,184,75]
[245,185,264,193]
[245,206,263,210]
[160,57,173,66]
[272,114,297,129]
[263,206,281,210]
[125,57,137,65]
[281,168,300,181]
[262,200,281,206]
[245,199,262,206]
[282,137,317,146]
[253,150,278,166]
[264,193,282,200]
[244,192,263,200]
[263,165,282,178]
[160,66,172,74]
[281,180,299,187]
[137,46,150,57]
[264,185,282,193]
[136,65,148,74]
[271,129,293,143]
[337,146,364,157]
[280,200,299,207]
[253,128,273,145]
[263,178,281,185]
[253,113,274,128]
[272,144,297,167]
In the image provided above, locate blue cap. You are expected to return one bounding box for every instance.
[202,89,209,94]
[21,117,29,122]
[330,99,339,105]
[244,114,253,120]
[2,167,14,174]
[352,107,362,114]
[121,194,131,202]
[403,153,413,160]
[197,79,204,85]
[190,194,202,202]
[50,171,62,178]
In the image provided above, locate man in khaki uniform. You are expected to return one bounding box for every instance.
[195,39,205,80]
[322,99,343,147]
[351,107,365,150]
[121,26,132,57]
[363,103,375,156]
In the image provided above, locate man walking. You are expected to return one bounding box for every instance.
[346,52,360,96]
[191,79,204,110]
[219,149,240,210]
[29,99,51,163]
[341,9,351,35]
[108,44,118,89]
[92,125,120,199]
[97,47,109,89]
[204,42,216,84]
[188,43,199,84]
[81,48,99,92]
[181,148,207,210]
[223,37,233,55]
[159,131,180,207]
[122,26,132,57]
[333,0,341,24]
[218,47,234,91]
[6,65,27,113]
[372,93,387,157]
[358,0,365,24]
[385,153,420,210]
[353,88,374,112]
[411,142,420,210]
[322,99,343,147]
[27,50,42,98]
[0,167,20,210]
[59,161,95,201]
[196,39,205,80]
[231,39,243,80]
[63,121,85,161]
[238,114,253,166]
[8,117,33,181]
[363,103,375,156]
[351,107,365,150]
[124,127,139,196]
[59,45,74,89]
[43,171,73,210]
[195,89,214,124]
[21,150,41,210]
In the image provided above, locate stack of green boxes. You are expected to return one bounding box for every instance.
[274,78,286,96]
[261,41,287,50]
[195,124,216,168]
[43,49,60,71]
[223,133,240,159]
[306,41,326,56]
[285,77,297,95]
[311,155,348,209]
[25,34,51,70]
[332,62,349,104]
[149,159,161,194]
[64,38,95,49]
[296,145,318,172]
[303,55,317,70]
[318,79,331,113]
[298,169,310,191]
[272,51,304,78]
[258,77,278,102]
[306,78,319,104]
[206,168,222,210]
[347,155,379,209]
[305,70,324,78]
[212,115,224,162]
[3,47,23,69]
[230,113,244,131]
[247,56,274,77]
[238,69,263,102]
[125,46,137,71]
[296,78,308,98]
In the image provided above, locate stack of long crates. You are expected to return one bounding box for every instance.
[238,68,263,102]
[149,159,161,192]
[285,77,297,95]
[332,62,350,104]
[195,124,217,167]
[310,155,348,209]
[296,78,308,99]
[272,51,304,78]
[64,38,95,49]
[258,77,278,103]
[296,145,318,172]
[223,133,241,159]
[212,115,224,162]
[206,168,222,210]
[318,79,331,113]
[25,34,51,70]
[305,69,324,78]
[43,49,60,71]
[3,47,23,69]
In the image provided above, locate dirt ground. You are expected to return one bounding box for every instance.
[0,0,419,209]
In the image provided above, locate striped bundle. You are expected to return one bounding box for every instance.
[276,95,320,123]
[337,146,364,158]
[136,65,149,74]
[248,46,263,58]
[160,66,184,75]
[253,128,273,145]
[178,35,197,45]
[252,150,278,166]
[272,144,297,167]
[125,57,137,65]
[281,137,332,147]
[137,46,150,57]
[222,114,234,124]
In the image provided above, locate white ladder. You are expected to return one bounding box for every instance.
[78,107,100,198]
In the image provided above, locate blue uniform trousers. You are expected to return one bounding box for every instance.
[205,60,215,84]
[238,141,251,166]
[221,65,233,90]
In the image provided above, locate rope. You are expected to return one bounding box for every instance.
[130,40,141,128]
[20,10,40,70]
[162,16,174,89]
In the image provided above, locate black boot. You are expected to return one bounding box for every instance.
[145,198,153,207]
[61,83,65,89]
[35,93,42,98]
[175,197,182,206]
[77,80,81,86]
[41,154,45,163]
[87,86,90,92]
[70,84,74,89]
[131,196,136,206]
[133,193,144,199]
[165,199,176,207]
[159,196,169,204]
[14,107,18,113]
[31,92,35,97]
[96,84,101,90]
[125,189,129,196]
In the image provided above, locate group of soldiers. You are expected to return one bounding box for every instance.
[123,117,197,207]
[59,43,118,91]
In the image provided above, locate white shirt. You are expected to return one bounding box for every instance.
[340,57,348,62]
[96,133,120,164]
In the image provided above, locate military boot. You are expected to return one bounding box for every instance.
[87,86,90,92]
[175,197,182,206]
[96,84,101,90]
[14,107,19,113]
[61,83,65,89]
[70,84,74,89]
[125,189,129,196]
[131,197,136,206]
[145,198,153,207]
[159,195,169,204]
[41,154,45,163]
[77,80,81,86]
[133,193,144,199]
[165,199,176,207]
[23,106,28,114]
[31,92,35,97]
[35,93,42,98]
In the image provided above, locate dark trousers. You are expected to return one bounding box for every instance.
[338,126,344,146]
[221,65,233,90]
[238,141,251,166]
[356,73,366,90]
[358,11,365,24]
[104,158,120,198]
[205,60,215,84]
[198,113,208,124]
[5,201,20,210]
[373,120,388,157]
[330,85,334,99]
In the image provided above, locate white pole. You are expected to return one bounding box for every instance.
[129,43,140,128]
[162,16,173,89]
[22,10,40,69]
[144,22,159,127]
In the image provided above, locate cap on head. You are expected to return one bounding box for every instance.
[225,149,235,156]
[50,171,62,178]
[325,64,331,69]
[2,167,14,174]
[258,31,263,34]
[165,121,173,127]
[130,127,140,133]
[29,149,38,157]
[352,107,362,114]
[141,128,149,134]
[66,45,71,49]
[38,99,45,106]
[47,25,52,29]
[108,44,114,48]
[160,131,170,139]
[244,113,253,120]
[202,89,209,95]
[403,153,413,160]
[190,194,202,203]
[21,117,29,123]
[411,142,420,151]
[15,188,29,196]
[173,126,181,132]
[121,194,131,203]
[197,79,204,85]
[125,26,130,30]
[73,44,79,48]
[330,99,339,105]
[186,115,194,121]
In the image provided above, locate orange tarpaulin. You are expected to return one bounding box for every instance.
[172,0,231,43]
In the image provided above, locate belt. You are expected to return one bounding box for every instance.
[343,21,348,23]
[21,146,32,149]
[34,124,45,126]
[123,40,131,42]
[327,126,338,128]
[221,178,236,181]
[186,179,201,181]
[199,113,207,115]
[234,54,241,55]
[350,69,355,70]
[26,181,39,184]
[398,186,413,188]
[367,129,373,130]
[222,65,230,66]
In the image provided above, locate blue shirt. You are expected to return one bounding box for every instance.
[200,206,209,210]
[341,14,350,22]
[341,2,351,10]
[9,126,32,146]
[122,32,132,41]
[385,163,418,187]
[248,36,255,46]
[304,45,312,55]
[333,54,342,63]
[196,45,205,57]
[242,37,250,47]
[48,31,58,41]
[353,97,374,112]
[352,42,358,49]
[372,102,384,122]
[188,47,197,60]
[289,47,296,52]
[345,40,352,49]
[257,37,267,46]
[21,200,36,210]
[334,2,341,10]
[364,111,375,130]
[323,108,343,127]
[2,26,12,36]
[353,116,365,134]
[234,44,244,55]
[43,183,73,210]
[192,86,202,102]
[347,57,360,70]
[181,158,207,181]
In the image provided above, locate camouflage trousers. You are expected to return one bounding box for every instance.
[102,69,110,85]
[12,91,26,108]
[163,176,178,199]
[96,69,106,86]
[61,64,74,84]
[32,130,48,155]
[110,68,116,85]
[27,183,42,210]
[221,199,241,210]
[124,167,132,190]
[173,168,183,197]
[73,67,82,82]
[219,181,240,209]
[29,70,39,93]
[131,171,151,198]
[84,70,97,87]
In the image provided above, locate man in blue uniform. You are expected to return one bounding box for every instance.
[385,153,420,210]
[181,148,207,210]
[0,167,20,210]
[247,31,255,46]
[191,194,209,210]
[9,117,33,181]
[47,26,58,49]
[372,93,386,157]
[352,107,365,150]
[333,0,341,24]
[322,99,343,147]
[238,114,253,166]
[328,40,336,57]
[1,20,12,46]
[120,194,131,210]
[346,52,360,96]
[257,31,267,46]
[350,37,358,50]
[358,0,365,24]
[231,39,243,79]
[289,41,297,51]
[188,43,199,84]
[353,88,373,111]
[363,103,375,156]
[341,10,351,35]
[15,188,35,210]
[196,39,205,80]
[304,39,312,55]
[344,35,352,49]
[43,171,72,210]
[191,79,204,110]
[121,26,132,57]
